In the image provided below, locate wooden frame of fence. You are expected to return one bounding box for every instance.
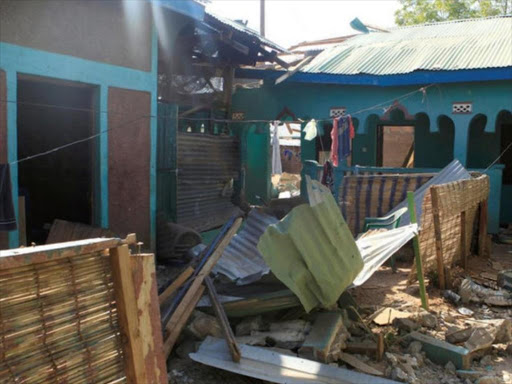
[0,237,167,384]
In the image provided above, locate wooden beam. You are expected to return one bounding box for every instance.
[478,200,488,258]
[407,191,429,310]
[131,254,168,384]
[430,187,446,290]
[274,56,313,85]
[110,245,147,384]
[163,284,205,358]
[159,266,194,306]
[205,276,241,362]
[163,217,242,357]
[460,211,467,270]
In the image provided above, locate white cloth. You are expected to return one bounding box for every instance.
[303,119,318,141]
[271,122,282,175]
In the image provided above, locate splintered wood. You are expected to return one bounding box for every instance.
[0,237,167,384]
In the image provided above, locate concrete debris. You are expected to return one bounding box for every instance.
[475,376,503,384]
[497,270,512,291]
[235,316,266,336]
[371,307,412,326]
[408,341,423,354]
[446,327,474,344]
[444,361,456,373]
[269,319,311,334]
[386,352,420,384]
[416,310,438,329]
[187,311,223,340]
[338,352,384,376]
[506,343,512,355]
[464,328,496,352]
[393,317,420,333]
[236,328,307,349]
[299,312,348,363]
[459,278,512,307]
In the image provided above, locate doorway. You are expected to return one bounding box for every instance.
[377,125,415,167]
[17,76,96,244]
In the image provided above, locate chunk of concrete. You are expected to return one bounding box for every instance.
[464,328,495,353]
[187,311,223,339]
[299,312,348,363]
[446,327,474,344]
[235,316,266,336]
[417,311,438,329]
[393,317,420,333]
[236,329,306,349]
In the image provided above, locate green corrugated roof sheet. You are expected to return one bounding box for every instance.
[257,178,363,312]
[303,16,512,75]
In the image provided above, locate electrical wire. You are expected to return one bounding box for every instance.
[1,83,435,166]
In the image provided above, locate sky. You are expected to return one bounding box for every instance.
[206,0,401,49]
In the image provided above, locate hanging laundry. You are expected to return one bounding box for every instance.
[303,119,317,141]
[330,118,340,167]
[0,165,17,231]
[271,122,282,175]
[321,160,334,193]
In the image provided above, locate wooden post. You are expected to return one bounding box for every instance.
[407,191,429,310]
[460,211,467,270]
[430,187,446,290]
[110,245,147,384]
[131,254,168,384]
[478,200,488,258]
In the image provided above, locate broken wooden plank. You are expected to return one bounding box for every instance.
[131,254,167,384]
[159,266,194,305]
[410,331,472,369]
[164,217,242,349]
[339,352,384,376]
[222,289,302,318]
[430,186,446,290]
[204,276,241,362]
[163,284,205,357]
[110,245,147,383]
[190,337,400,384]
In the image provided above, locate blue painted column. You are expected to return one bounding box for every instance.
[99,86,109,228]
[6,70,19,248]
[452,114,473,166]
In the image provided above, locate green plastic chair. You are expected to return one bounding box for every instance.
[363,207,408,232]
[362,207,409,271]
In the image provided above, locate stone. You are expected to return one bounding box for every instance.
[393,317,420,333]
[476,376,503,384]
[418,311,438,329]
[479,355,493,367]
[269,319,311,333]
[465,328,495,352]
[413,352,424,367]
[445,361,457,373]
[391,367,408,381]
[187,311,222,340]
[235,316,266,336]
[446,327,474,344]
[237,329,307,349]
[506,343,512,355]
[408,341,423,354]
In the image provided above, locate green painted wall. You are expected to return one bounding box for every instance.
[232,79,512,226]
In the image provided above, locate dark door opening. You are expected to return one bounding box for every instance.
[377,125,415,167]
[501,124,512,185]
[17,76,96,244]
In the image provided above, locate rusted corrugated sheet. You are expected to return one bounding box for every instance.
[177,132,241,232]
[214,209,279,285]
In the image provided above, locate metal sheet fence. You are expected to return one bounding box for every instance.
[177,132,241,232]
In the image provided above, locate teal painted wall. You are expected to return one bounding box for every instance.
[233,79,512,227]
[0,29,158,248]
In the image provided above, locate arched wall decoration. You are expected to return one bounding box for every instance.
[380,100,415,122]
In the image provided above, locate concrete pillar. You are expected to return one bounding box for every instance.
[451,115,473,167]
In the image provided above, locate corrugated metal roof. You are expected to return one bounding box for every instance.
[303,16,512,75]
[204,10,286,52]
[213,209,278,285]
[388,159,471,227]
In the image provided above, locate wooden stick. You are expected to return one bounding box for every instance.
[110,245,147,384]
[430,187,446,290]
[159,266,194,306]
[204,276,241,362]
[478,200,488,258]
[163,284,205,358]
[164,218,242,336]
[407,191,429,310]
[460,211,467,270]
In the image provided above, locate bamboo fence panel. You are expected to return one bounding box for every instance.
[409,174,490,282]
[338,174,434,234]
[0,247,126,384]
